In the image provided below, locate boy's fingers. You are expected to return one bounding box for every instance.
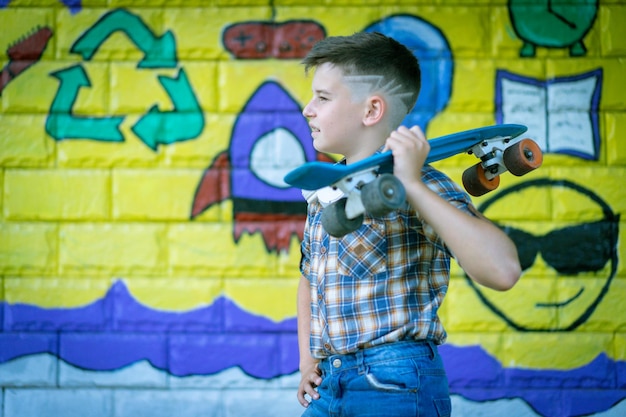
[297,370,322,407]
[410,125,424,136]
[297,390,310,407]
[308,367,321,384]
[308,372,322,390]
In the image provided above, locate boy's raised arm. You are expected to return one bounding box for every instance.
[385,126,521,291]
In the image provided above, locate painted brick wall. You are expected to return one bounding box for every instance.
[1,1,625,416]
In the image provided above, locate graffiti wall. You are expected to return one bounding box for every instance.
[1,1,625,416]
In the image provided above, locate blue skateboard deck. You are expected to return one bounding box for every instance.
[284,124,528,190]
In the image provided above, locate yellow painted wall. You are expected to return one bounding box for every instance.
[1,1,625,416]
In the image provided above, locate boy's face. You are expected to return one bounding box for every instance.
[302,63,367,157]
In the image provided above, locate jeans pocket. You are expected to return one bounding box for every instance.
[434,398,452,417]
[364,359,419,393]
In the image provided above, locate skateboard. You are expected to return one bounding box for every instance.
[284,124,542,237]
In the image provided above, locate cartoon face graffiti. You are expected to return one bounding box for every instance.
[467,178,619,331]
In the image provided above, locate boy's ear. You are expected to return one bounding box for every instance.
[363,95,385,126]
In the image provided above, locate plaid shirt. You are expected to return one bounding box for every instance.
[300,165,474,359]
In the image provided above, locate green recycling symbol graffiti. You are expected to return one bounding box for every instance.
[45,8,204,151]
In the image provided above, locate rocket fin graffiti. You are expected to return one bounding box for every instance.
[0,26,52,95]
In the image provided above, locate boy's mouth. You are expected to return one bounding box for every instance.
[309,125,320,137]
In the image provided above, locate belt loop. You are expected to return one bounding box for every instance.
[356,349,366,373]
[427,340,437,360]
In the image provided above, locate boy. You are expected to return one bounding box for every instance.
[296,32,521,417]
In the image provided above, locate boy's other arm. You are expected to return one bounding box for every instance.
[385,126,521,291]
[297,275,322,407]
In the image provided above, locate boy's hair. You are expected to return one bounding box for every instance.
[302,32,421,128]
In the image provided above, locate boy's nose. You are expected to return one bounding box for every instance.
[302,101,314,118]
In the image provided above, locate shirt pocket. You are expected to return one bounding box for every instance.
[337,219,387,278]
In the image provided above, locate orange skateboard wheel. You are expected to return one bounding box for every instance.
[504,138,543,176]
[462,163,500,197]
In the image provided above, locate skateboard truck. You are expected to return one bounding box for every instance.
[470,135,516,180]
[462,135,542,196]
[330,167,377,220]
[319,168,407,237]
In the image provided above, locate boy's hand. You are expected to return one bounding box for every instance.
[297,361,322,407]
[384,125,429,187]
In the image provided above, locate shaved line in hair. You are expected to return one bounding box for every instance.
[344,74,414,127]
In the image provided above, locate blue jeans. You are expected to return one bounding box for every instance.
[301,341,451,417]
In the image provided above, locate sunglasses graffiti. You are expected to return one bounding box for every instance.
[468,178,619,331]
[503,219,618,276]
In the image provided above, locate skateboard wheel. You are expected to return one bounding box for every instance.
[462,163,500,197]
[321,198,364,238]
[504,138,543,176]
[361,174,406,216]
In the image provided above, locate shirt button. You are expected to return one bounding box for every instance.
[324,343,331,350]
[317,294,323,301]
[320,247,326,254]
[332,358,342,368]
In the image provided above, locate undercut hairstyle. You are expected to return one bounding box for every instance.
[302,32,421,128]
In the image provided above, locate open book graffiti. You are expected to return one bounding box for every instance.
[495,68,602,160]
